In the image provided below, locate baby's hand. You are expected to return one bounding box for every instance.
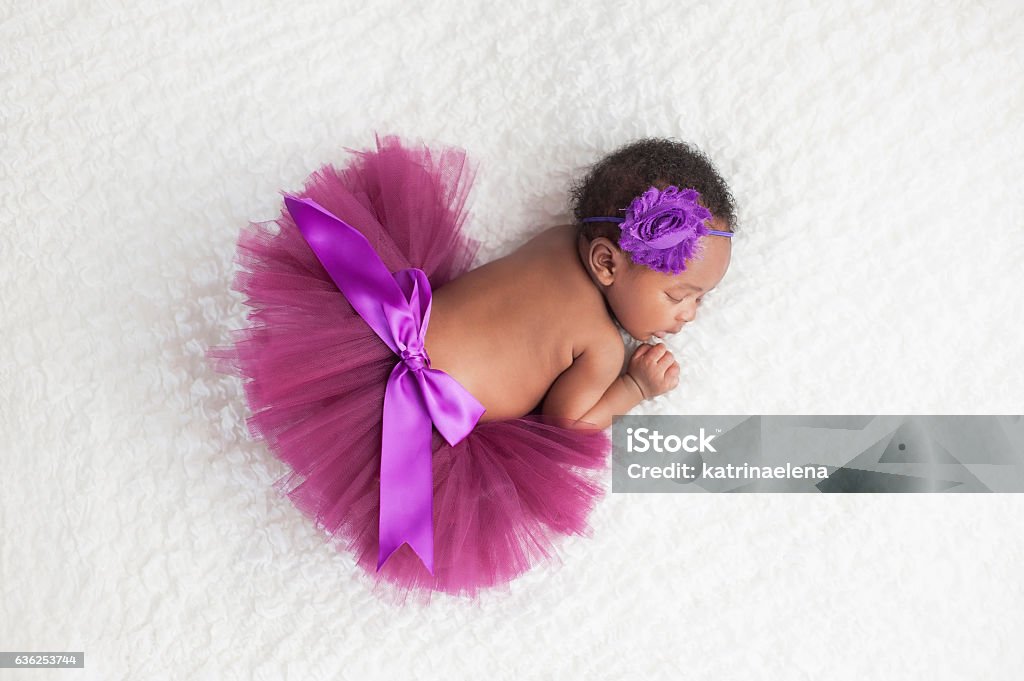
[626,343,680,400]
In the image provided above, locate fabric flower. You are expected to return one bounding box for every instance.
[617,185,713,274]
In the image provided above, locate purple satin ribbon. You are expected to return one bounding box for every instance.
[282,195,486,575]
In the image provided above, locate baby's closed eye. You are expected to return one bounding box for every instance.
[665,292,704,304]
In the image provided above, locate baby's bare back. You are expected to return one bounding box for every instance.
[422,225,615,422]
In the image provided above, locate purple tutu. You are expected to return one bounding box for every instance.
[206,133,610,602]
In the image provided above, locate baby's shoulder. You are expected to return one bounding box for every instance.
[527,225,623,360]
[509,223,623,360]
[574,311,625,363]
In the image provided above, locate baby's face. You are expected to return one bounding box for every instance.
[607,229,732,343]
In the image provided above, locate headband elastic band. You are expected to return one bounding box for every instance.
[581,215,733,238]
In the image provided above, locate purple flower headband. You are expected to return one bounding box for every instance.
[581,185,732,275]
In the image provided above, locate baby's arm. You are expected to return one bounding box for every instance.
[541,340,642,430]
[542,341,680,430]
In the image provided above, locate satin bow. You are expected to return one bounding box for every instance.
[283,195,486,575]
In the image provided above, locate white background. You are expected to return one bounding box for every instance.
[2,0,1022,679]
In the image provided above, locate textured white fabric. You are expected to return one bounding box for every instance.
[3,0,1023,679]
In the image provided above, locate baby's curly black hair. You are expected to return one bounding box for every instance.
[568,137,737,247]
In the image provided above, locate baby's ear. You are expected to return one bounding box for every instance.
[588,238,621,283]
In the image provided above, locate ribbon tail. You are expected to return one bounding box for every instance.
[377,364,435,575]
[283,195,408,354]
[392,268,429,332]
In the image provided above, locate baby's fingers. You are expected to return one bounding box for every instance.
[633,343,660,362]
[666,362,680,387]
[645,344,668,359]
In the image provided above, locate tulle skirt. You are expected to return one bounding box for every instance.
[205,133,610,603]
